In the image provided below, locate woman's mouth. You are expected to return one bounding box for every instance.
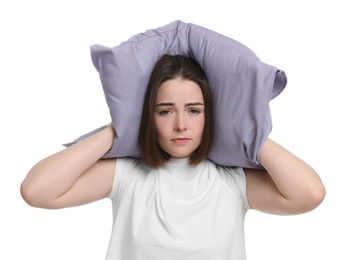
[171,137,190,144]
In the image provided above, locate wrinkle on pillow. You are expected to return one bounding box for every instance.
[65,20,287,169]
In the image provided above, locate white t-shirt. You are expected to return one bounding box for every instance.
[106,157,250,260]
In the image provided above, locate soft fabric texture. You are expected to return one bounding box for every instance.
[106,157,249,260]
[65,20,287,168]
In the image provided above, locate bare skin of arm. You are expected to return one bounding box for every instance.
[245,138,326,215]
[20,124,116,209]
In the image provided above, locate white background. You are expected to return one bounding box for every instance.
[1,0,349,259]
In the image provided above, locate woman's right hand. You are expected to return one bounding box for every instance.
[20,124,116,209]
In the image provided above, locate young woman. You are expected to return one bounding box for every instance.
[20,55,325,259]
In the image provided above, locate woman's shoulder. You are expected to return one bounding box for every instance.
[206,159,244,175]
[115,157,155,181]
[207,160,246,188]
[116,157,149,170]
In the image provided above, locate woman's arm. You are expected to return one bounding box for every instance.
[245,138,326,215]
[20,124,116,209]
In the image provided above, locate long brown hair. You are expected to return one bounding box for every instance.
[137,55,214,168]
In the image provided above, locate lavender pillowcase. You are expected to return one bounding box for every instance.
[65,20,287,169]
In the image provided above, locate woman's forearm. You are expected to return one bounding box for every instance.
[259,138,326,212]
[20,124,115,206]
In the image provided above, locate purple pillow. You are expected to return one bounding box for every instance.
[65,20,287,169]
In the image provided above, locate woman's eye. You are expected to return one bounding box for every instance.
[189,109,201,115]
[159,110,171,116]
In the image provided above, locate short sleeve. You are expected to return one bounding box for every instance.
[108,157,142,200]
[218,166,251,210]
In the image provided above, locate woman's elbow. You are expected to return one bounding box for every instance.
[309,182,326,210]
[20,180,54,209]
[20,181,42,208]
[298,181,326,214]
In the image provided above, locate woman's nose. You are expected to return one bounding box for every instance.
[174,114,187,132]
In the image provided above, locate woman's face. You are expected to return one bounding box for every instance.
[154,77,205,159]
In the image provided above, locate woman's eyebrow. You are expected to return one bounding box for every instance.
[156,102,175,107]
[155,102,204,107]
[185,102,204,107]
